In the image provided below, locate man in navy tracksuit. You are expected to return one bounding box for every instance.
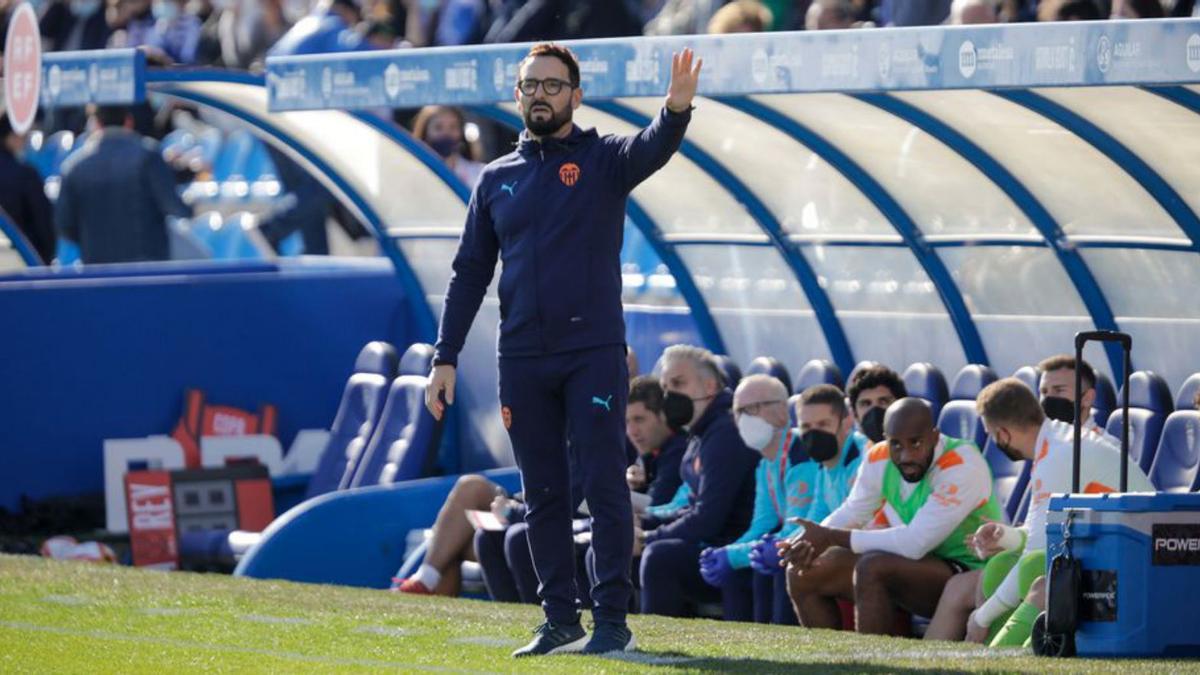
[425,43,703,657]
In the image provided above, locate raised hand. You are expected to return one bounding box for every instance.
[666,48,703,113]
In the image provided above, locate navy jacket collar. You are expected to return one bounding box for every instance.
[516,124,597,156]
[688,389,734,438]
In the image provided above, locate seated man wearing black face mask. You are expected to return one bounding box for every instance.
[1036,355,1118,443]
[637,345,760,618]
[779,398,1001,634]
[848,365,908,445]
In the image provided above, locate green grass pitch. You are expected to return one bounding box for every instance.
[1,554,1196,673]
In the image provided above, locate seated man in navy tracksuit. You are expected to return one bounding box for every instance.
[637,345,761,618]
[425,43,703,656]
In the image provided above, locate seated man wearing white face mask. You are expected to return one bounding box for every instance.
[693,374,807,623]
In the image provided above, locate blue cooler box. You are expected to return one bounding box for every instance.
[1047,492,1200,657]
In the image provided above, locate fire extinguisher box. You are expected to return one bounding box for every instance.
[1047,492,1200,657]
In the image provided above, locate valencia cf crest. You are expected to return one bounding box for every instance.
[559,162,580,186]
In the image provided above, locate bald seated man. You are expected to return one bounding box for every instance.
[778,397,1002,634]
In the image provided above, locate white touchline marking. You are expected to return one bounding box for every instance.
[239,614,314,625]
[448,636,520,647]
[0,621,485,673]
[40,595,88,606]
[601,652,700,665]
[354,625,417,637]
[138,608,197,616]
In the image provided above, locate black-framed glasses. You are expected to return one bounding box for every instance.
[517,78,574,96]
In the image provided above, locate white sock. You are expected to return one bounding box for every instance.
[412,563,441,589]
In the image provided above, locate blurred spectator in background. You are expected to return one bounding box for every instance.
[107,0,157,52]
[1111,0,1165,17]
[269,0,371,56]
[405,0,488,47]
[947,0,999,23]
[483,0,642,43]
[363,16,399,48]
[707,0,773,32]
[412,105,484,188]
[644,0,725,35]
[0,117,57,263]
[218,0,291,69]
[1038,0,1102,19]
[56,105,191,264]
[879,0,952,24]
[806,0,858,29]
[257,145,334,255]
[40,0,112,52]
[146,0,204,64]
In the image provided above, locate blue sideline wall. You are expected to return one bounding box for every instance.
[0,259,415,511]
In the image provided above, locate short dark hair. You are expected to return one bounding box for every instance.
[848,365,906,408]
[629,375,665,415]
[1037,355,1096,392]
[977,378,1045,430]
[521,43,580,88]
[90,105,131,128]
[799,383,847,418]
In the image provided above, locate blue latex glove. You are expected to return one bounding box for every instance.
[749,535,781,575]
[699,546,734,588]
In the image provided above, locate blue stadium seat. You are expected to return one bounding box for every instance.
[305,341,399,498]
[937,364,998,449]
[212,130,256,183]
[793,358,844,393]
[1011,473,1032,525]
[347,371,443,488]
[746,356,792,393]
[1011,365,1040,393]
[1092,371,1116,429]
[902,362,950,420]
[1105,370,1174,474]
[44,130,77,177]
[1148,411,1200,493]
[788,392,802,427]
[399,342,435,376]
[714,354,742,389]
[1175,374,1200,412]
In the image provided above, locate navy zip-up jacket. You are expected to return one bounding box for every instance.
[432,106,692,366]
[645,432,687,507]
[643,389,761,547]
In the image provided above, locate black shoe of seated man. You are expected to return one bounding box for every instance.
[581,621,636,655]
[511,619,588,657]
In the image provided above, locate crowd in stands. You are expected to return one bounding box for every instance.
[0,0,1196,266]
[389,343,1177,650]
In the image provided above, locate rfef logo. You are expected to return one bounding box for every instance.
[559,162,581,186]
[1152,523,1200,565]
[1187,34,1200,73]
[3,2,41,134]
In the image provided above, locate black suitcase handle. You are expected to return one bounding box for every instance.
[1073,331,1132,494]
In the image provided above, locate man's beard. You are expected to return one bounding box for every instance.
[523,101,573,136]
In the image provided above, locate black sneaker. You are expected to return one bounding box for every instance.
[581,621,636,655]
[511,620,588,658]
